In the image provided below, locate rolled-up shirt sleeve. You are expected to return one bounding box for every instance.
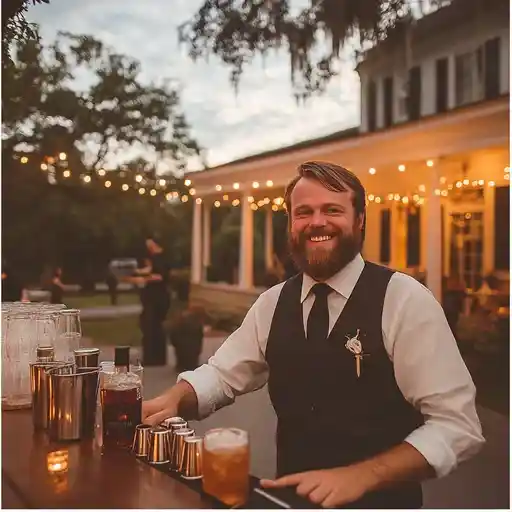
[385,275,486,478]
[177,290,273,419]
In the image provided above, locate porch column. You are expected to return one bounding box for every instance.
[390,201,407,270]
[483,185,495,275]
[363,202,381,263]
[191,198,202,284]
[425,168,443,302]
[202,204,211,280]
[264,208,274,271]
[239,193,254,289]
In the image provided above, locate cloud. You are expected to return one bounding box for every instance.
[27,0,360,169]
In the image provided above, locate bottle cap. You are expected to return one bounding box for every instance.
[114,346,130,367]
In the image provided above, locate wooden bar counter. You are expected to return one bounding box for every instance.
[2,409,216,509]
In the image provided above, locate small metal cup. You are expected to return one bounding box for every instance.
[160,416,185,429]
[148,427,170,464]
[73,348,100,369]
[132,424,152,457]
[167,420,188,459]
[170,427,194,471]
[179,436,203,479]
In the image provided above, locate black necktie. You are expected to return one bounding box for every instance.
[307,283,332,342]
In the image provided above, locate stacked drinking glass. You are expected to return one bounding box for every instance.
[1,302,82,409]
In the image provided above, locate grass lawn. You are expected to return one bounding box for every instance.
[82,315,141,346]
[65,292,140,310]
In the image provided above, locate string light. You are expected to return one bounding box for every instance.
[122,184,129,191]
[248,196,254,203]
[196,198,202,204]
[166,193,173,200]
[83,175,91,183]
[223,194,229,201]
[158,179,166,187]
[215,185,222,191]
[98,169,106,176]
[184,179,192,187]
[181,195,189,202]
[21,156,28,164]
[189,188,196,195]
[214,200,220,207]
[40,163,48,171]
[59,152,67,160]
[266,180,273,187]
[369,168,376,175]
[232,199,240,206]
[250,203,258,211]
[135,174,143,183]
[426,160,434,167]
[105,180,111,188]
[150,189,157,196]
[233,182,240,189]
[138,188,146,195]
[398,164,406,172]
[63,170,71,178]
[252,182,260,189]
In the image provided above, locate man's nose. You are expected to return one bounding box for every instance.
[309,210,327,227]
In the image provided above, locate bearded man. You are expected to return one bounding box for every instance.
[142,161,484,508]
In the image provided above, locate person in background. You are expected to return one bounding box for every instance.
[105,269,118,306]
[42,266,65,304]
[1,260,25,301]
[130,237,171,366]
[142,161,484,509]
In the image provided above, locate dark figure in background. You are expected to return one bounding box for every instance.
[1,261,24,301]
[134,238,171,366]
[42,266,64,304]
[170,307,204,372]
[106,270,118,306]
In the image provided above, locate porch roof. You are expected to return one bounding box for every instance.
[189,95,509,198]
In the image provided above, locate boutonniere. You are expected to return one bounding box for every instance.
[345,329,368,378]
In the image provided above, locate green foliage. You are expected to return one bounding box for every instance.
[179,0,453,100]
[2,0,49,67]
[2,32,199,286]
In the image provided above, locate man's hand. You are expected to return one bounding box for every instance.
[142,380,198,426]
[142,392,179,426]
[260,465,371,508]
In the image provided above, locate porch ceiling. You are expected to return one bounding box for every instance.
[189,97,509,198]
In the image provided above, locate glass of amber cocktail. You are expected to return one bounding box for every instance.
[202,428,249,506]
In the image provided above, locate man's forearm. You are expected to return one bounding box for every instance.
[356,442,435,493]
[167,380,200,420]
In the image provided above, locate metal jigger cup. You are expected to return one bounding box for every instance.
[147,427,171,464]
[167,421,188,460]
[170,427,194,471]
[160,416,185,429]
[179,436,203,480]
[132,424,152,457]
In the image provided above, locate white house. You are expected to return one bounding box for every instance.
[185,0,510,316]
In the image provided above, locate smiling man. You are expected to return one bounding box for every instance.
[143,161,484,508]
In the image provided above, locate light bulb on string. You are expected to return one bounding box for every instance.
[59,152,67,161]
[185,179,192,187]
[181,195,189,202]
[105,180,111,188]
[98,169,106,177]
[122,184,129,191]
[138,188,146,195]
[150,189,157,196]
[41,163,48,171]
[189,188,196,195]
[233,183,240,190]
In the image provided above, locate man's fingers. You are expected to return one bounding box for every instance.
[308,485,331,505]
[321,490,338,509]
[144,409,171,426]
[260,472,305,488]
[296,478,319,497]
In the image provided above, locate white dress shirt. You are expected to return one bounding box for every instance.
[178,254,485,478]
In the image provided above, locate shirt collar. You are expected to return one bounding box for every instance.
[301,253,365,303]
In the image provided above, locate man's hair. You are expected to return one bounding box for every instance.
[284,161,367,240]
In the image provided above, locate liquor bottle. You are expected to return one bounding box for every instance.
[100,346,142,449]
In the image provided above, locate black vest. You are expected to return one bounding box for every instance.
[265,261,424,508]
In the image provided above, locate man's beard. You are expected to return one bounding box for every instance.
[288,225,361,281]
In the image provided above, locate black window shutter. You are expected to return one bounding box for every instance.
[494,186,510,270]
[484,37,501,100]
[435,58,448,113]
[383,76,393,127]
[408,66,422,120]
[407,207,421,267]
[367,80,377,132]
[380,209,391,264]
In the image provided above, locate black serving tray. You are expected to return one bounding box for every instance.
[136,456,314,509]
